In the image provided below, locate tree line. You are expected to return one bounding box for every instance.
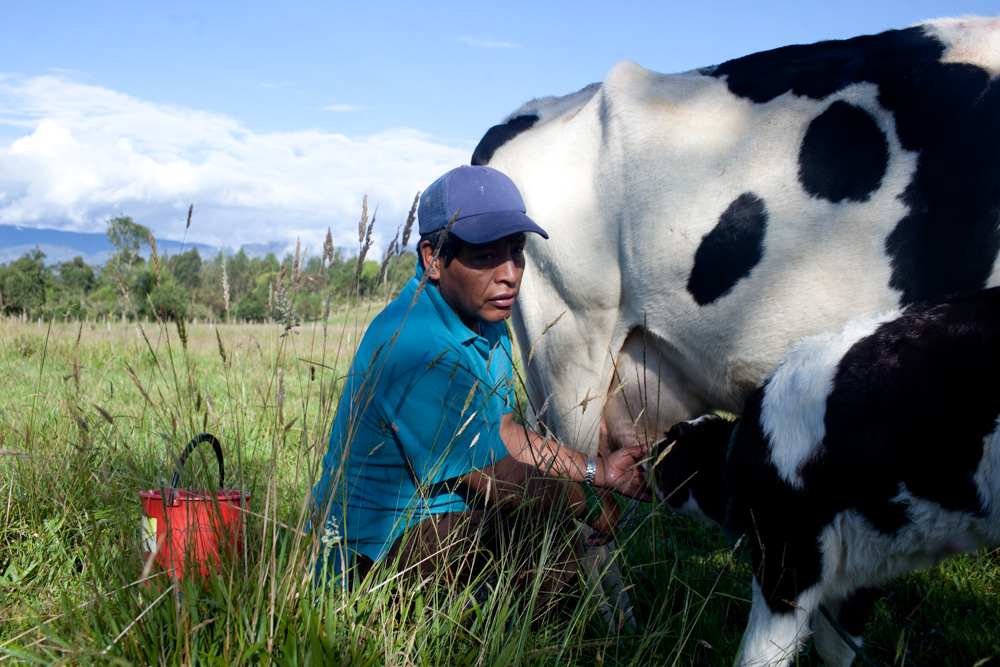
[0,215,416,323]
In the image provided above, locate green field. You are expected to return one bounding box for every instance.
[2,312,999,665]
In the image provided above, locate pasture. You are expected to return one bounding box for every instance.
[1,309,998,665]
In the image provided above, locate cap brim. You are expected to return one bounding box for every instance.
[449,210,549,244]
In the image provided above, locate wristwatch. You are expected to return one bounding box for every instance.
[584,456,597,486]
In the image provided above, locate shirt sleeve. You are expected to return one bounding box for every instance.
[378,349,507,487]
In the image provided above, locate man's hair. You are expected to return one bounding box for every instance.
[418,230,463,269]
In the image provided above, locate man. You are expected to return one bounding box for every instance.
[312,165,649,606]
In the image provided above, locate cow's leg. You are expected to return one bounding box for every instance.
[511,287,624,457]
[809,602,855,667]
[810,587,876,667]
[739,528,829,667]
[600,328,709,454]
[578,524,637,633]
[738,577,817,667]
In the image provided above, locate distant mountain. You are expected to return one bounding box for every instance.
[1,225,113,266]
[2,225,225,267]
[240,241,293,259]
[0,225,358,268]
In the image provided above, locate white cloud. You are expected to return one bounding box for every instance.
[0,74,470,256]
[457,36,522,49]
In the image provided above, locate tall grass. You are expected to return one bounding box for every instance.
[2,212,999,665]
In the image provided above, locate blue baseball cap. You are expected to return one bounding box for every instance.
[418,165,548,243]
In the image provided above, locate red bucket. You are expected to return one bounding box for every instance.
[138,433,251,579]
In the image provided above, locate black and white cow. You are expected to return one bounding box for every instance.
[472,16,1000,456]
[653,287,1000,666]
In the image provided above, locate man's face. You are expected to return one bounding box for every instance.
[422,233,527,331]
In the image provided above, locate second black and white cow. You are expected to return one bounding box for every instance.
[653,287,1000,666]
[473,15,1000,457]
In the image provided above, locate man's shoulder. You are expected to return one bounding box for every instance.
[354,290,463,373]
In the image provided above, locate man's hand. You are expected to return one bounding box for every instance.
[498,413,652,501]
[598,445,652,502]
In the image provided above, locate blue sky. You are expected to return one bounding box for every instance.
[1,1,995,260]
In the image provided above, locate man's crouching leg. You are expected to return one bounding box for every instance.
[379,508,582,622]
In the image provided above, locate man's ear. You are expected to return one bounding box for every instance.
[418,241,439,279]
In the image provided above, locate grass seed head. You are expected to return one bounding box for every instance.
[356,211,375,280]
[215,328,227,363]
[175,315,188,349]
[221,259,231,323]
[402,192,419,249]
[358,195,368,243]
[322,227,335,276]
[278,369,285,417]
[293,238,302,287]
[378,228,401,285]
[149,233,161,289]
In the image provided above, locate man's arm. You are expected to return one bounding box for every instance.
[459,455,620,536]
[499,414,651,500]
[455,413,651,540]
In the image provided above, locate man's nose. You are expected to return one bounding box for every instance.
[495,256,517,283]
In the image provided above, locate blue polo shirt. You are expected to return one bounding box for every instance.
[312,261,514,573]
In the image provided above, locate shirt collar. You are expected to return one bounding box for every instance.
[413,258,483,345]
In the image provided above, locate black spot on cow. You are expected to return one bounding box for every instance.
[687,193,767,306]
[799,101,888,202]
[884,62,1000,305]
[471,114,538,166]
[710,27,936,105]
[712,26,1000,306]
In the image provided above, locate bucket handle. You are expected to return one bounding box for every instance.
[167,433,225,506]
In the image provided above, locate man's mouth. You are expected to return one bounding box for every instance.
[489,294,516,308]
